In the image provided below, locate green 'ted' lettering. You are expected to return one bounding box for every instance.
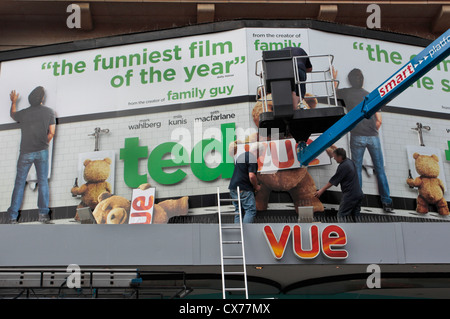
[190,122,235,181]
[190,138,222,181]
[121,122,236,187]
[120,137,148,188]
[148,142,189,185]
[445,141,450,161]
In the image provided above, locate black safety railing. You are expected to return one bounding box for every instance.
[255,53,339,113]
[0,268,192,299]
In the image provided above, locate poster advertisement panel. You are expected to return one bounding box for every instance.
[0,26,449,224]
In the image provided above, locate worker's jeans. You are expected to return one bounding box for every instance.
[8,149,50,220]
[229,189,257,223]
[350,135,392,205]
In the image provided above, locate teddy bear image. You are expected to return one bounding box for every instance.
[238,95,335,214]
[92,191,130,224]
[229,135,325,214]
[92,183,189,224]
[71,157,112,212]
[407,152,449,215]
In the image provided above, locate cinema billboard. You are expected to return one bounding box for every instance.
[0,26,448,224]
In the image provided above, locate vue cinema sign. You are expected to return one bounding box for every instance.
[263,224,348,260]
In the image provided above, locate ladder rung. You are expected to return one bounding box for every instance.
[218,187,248,299]
[221,225,241,229]
[225,288,247,291]
[224,272,245,275]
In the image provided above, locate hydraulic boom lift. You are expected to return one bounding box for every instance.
[257,29,450,166]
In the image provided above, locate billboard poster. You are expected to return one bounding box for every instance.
[0,28,249,123]
[129,187,155,224]
[235,136,331,175]
[308,29,450,114]
[0,26,449,224]
[71,150,116,213]
[245,28,310,96]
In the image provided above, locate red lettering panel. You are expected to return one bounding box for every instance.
[270,140,295,169]
[292,225,320,259]
[129,212,152,224]
[321,225,348,259]
[263,225,291,260]
[132,195,154,211]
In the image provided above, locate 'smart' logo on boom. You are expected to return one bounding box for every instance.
[378,63,415,98]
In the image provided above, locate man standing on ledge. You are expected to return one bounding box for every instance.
[228,141,261,223]
[314,148,364,222]
[8,87,56,224]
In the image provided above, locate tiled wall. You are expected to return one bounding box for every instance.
[310,111,450,203]
[1,101,449,215]
[0,102,252,212]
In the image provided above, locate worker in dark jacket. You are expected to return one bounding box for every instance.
[315,148,364,222]
[228,141,261,223]
[284,46,313,108]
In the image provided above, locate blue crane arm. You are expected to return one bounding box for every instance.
[298,28,450,166]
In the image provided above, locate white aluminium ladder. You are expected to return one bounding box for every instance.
[217,186,249,299]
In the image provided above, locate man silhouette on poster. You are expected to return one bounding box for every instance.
[333,68,394,213]
[7,87,56,224]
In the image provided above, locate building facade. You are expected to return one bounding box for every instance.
[0,1,449,299]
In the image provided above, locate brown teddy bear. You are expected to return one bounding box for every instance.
[92,183,189,224]
[71,158,112,220]
[407,152,449,215]
[92,192,130,224]
[236,96,335,214]
[229,135,324,214]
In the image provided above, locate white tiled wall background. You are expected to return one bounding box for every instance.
[309,111,450,202]
[0,102,252,212]
[1,103,449,213]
